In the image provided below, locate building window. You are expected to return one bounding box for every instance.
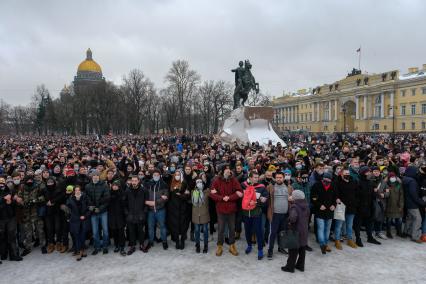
[401,105,406,116]
[422,87,426,95]
[401,122,406,130]
[411,89,416,96]
[309,113,312,121]
[374,96,382,117]
[401,90,406,97]
[411,104,416,115]
[373,124,380,130]
[422,122,426,130]
[384,125,387,130]
[422,104,426,115]
[411,122,416,130]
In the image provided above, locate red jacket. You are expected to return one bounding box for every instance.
[210,176,242,214]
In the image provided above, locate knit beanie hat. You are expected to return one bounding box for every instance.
[292,190,305,200]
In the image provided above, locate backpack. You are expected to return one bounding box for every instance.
[242,185,257,210]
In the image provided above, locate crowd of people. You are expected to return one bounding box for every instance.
[1,133,425,273]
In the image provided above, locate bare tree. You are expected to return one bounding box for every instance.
[164,60,200,133]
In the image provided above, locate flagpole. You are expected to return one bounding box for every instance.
[358,46,361,71]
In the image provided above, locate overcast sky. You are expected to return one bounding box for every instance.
[0,0,425,105]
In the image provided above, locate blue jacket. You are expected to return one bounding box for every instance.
[403,166,426,210]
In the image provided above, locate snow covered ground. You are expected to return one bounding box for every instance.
[1,233,425,284]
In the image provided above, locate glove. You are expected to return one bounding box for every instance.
[89,206,95,212]
[94,208,100,214]
[60,204,70,215]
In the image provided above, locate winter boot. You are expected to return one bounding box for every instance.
[320,245,327,254]
[120,248,127,256]
[163,242,168,250]
[347,239,358,248]
[356,237,364,247]
[81,250,87,257]
[60,244,68,253]
[56,243,62,252]
[245,245,252,255]
[335,240,342,250]
[386,229,393,239]
[76,251,82,261]
[367,237,381,245]
[421,234,426,242]
[257,249,264,260]
[175,241,181,250]
[229,244,239,256]
[267,250,273,260]
[235,232,241,240]
[216,245,223,256]
[196,243,201,253]
[41,246,47,254]
[127,246,136,255]
[47,243,55,254]
[281,266,295,273]
[203,243,208,253]
[325,245,332,252]
[114,246,120,253]
[21,248,31,256]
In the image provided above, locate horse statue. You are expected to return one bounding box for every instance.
[231,60,260,109]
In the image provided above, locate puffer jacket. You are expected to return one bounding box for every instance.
[403,166,426,210]
[86,181,110,214]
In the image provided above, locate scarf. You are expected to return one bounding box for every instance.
[192,188,205,207]
[321,181,331,191]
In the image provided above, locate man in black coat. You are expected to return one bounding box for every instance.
[108,180,126,256]
[353,166,381,247]
[334,167,360,249]
[0,176,22,262]
[123,176,147,255]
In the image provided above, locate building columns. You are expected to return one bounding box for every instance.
[334,100,338,121]
[363,96,367,119]
[317,103,320,121]
[355,96,359,119]
[380,93,385,118]
[389,92,394,117]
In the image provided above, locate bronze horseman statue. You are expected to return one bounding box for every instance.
[231,60,260,109]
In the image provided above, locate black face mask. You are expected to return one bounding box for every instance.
[26,181,34,187]
[343,175,350,181]
[47,184,55,190]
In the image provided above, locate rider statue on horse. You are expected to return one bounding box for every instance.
[231,59,260,109]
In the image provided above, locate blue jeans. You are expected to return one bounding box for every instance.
[91,212,109,249]
[334,214,355,240]
[316,218,332,246]
[148,209,167,243]
[194,223,209,244]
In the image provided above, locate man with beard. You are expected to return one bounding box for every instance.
[267,172,291,259]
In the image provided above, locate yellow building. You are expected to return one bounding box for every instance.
[272,65,426,133]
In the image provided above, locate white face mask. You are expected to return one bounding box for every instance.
[389,177,396,183]
[174,175,181,181]
[285,175,291,181]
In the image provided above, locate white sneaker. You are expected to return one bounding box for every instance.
[376,232,388,240]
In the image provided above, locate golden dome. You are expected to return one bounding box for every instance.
[77,48,102,73]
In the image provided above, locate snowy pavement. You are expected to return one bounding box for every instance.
[1,234,425,284]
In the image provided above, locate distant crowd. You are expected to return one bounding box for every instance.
[1,133,425,273]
